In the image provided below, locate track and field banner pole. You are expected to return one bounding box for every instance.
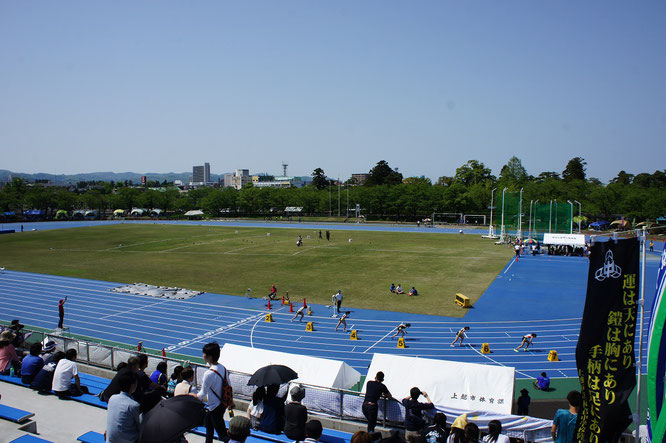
[488,188,496,238]
[499,188,507,242]
[517,188,523,238]
[635,227,647,442]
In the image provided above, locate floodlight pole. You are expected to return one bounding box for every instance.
[533,199,539,239]
[500,188,507,242]
[549,200,553,233]
[488,188,496,237]
[517,188,524,239]
[337,177,341,217]
[567,200,574,234]
[635,226,647,443]
[346,182,349,218]
[528,200,534,239]
[574,200,582,233]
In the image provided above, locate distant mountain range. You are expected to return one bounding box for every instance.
[0,169,226,184]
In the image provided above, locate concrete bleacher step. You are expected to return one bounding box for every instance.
[77,431,106,443]
[9,435,54,443]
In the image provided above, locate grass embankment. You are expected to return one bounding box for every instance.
[0,224,511,316]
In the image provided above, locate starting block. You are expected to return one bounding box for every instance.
[265,313,273,322]
[397,337,406,348]
[548,350,559,361]
[481,343,491,354]
[350,330,358,340]
[307,306,313,316]
[305,322,314,332]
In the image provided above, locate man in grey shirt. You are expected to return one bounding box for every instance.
[106,373,141,443]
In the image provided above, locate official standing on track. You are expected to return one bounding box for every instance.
[57,296,67,329]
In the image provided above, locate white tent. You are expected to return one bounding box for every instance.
[365,353,514,414]
[219,343,361,390]
[184,209,204,217]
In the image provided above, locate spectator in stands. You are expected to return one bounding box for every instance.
[551,390,582,443]
[9,320,28,355]
[351,431,373,443]
[174,366,197,396]
[52,348,87,398]
[100,356,140,403]
[362,371,392,432]
[304,420,323,443]
[167,365,184,396]
[534,372,550,390]
[284,385,308,440]
[41,340,57,364]
[197,342,231,443]
[516,388,530,416]
[150,361,169,388]
[136,353,166,412]
[228,415,252,443]
[106,372,141,443]
[0,329,21,376]
[464,423,479,443]
[423,412,448,443]
[482,420,509,443]
[31,351,65,392]
[402,387,434,443]
[247,386,265,430]
[261,383,287,434]
[21,342,45,384]
[447,413,467,443]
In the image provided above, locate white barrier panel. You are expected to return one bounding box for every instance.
[366,353,514,414]
[543,233,587,246]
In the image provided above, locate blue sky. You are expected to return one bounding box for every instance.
[1,1,664,182]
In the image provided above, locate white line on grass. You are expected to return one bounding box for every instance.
[291,243,337,255]
[363,328,396,354]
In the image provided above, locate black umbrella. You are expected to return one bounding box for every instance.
[247,364,298,386]
[140,395,206,443]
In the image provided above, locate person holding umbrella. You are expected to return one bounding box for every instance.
[197,342,232,443]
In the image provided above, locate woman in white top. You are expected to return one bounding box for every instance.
[482,420,510,443]
[247,386,265,430]
[174,367,198,396]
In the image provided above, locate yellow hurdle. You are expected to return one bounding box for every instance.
[350,330,358,340]
[305,322,314,332]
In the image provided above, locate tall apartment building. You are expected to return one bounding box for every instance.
[231,169,251,190]
[192,162,212,185]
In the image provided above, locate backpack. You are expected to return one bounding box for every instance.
[210,368,234,409]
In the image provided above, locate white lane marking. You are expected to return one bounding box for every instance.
[503,257,517,274]
[363,328,396,354]
[100,300,169,320]
[467,343,532,378]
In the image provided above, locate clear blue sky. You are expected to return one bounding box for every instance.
[1,1,664,182]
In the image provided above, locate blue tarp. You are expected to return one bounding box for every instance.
[23,210,45,216]
[589,220,611,230]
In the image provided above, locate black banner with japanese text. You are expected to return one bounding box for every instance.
[575,238,639,442]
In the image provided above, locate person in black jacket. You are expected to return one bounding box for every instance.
[362,371,392,432]
[284,386,308,440]
[401,387,434,443]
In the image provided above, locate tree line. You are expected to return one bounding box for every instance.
[0,157,664,222]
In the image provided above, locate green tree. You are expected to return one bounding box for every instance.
[366,160,403,186]
[453,160,494,186]
[498,156,528,187]
[562,157,587,182]
[610,170,633,185]
[311,168,329,190]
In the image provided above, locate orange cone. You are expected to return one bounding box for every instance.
[289,302,294,312]
[282,295,285,305]
[303,298,307,308]
[162,348,166,357]
[267,300,272,310]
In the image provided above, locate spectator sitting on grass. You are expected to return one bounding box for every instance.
[31,351,65,392]
[21,342,45,385]
[534,372,550,390]
[396,285,404,294]
[150,361,169,388]
[174,366,197,396]
[52,348,88,398]
[0,329,21,376]
[408,287,418,296]
[389,283,396,293]
[284,385,308,441]
[106,372,141,443]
